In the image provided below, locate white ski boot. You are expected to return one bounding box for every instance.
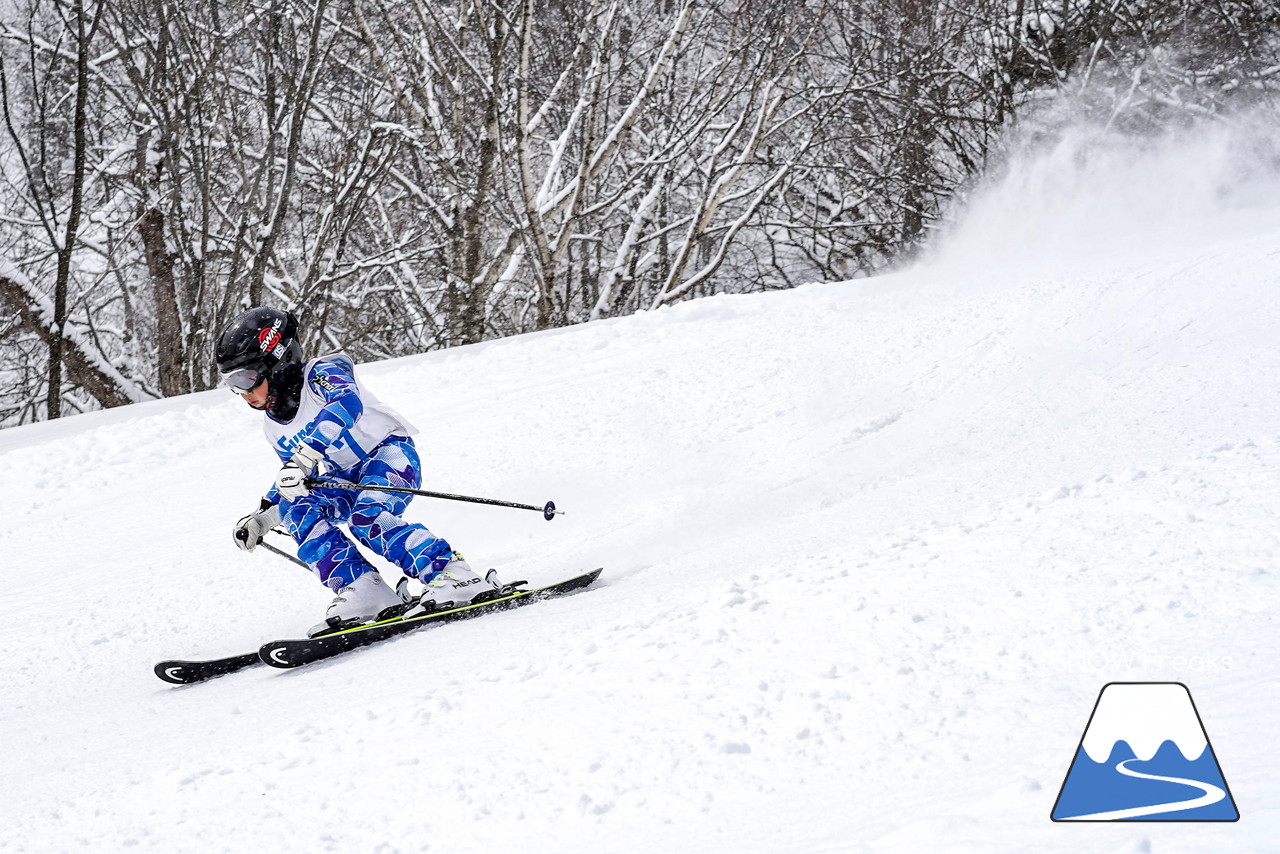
[308,571,406,637]
[407,554,500,615]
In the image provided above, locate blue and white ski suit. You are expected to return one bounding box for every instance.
[262,354,455,592]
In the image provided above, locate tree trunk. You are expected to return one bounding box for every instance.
[139,204,188,395]
[48,0,98,418]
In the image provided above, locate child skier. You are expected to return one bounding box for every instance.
[215,306,498,634]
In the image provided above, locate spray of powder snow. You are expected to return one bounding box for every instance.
[922,111,1280,278]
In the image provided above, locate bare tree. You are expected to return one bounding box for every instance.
[0,0,144,419]
[1,0,1277,427]
[97,0,408,389]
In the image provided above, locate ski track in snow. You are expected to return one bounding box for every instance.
[4,127,1280,853]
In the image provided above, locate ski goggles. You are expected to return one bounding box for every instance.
[221,366,266,393]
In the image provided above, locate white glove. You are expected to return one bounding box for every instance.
[232,503,283,552]
[276,443,326,501]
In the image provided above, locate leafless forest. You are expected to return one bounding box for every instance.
[1,0,1276,424]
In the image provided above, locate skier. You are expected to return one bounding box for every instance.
[215,306,499,635]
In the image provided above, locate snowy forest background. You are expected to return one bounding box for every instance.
[1,0,1277,426]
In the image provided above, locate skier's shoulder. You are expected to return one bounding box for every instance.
[312,351,356,375]
[305,352,359,394]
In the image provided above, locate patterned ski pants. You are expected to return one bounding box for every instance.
[279,435,456,592]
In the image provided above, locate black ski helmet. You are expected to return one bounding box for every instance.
[215,307,305,418]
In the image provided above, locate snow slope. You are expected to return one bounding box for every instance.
[4,123,1280,853]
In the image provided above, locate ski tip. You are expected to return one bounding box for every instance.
[154,661,190,685]
[558,567,604,590]
[153,652,262,685]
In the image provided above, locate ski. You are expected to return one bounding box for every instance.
[259,567,603,669]
[154,569,603,683]
[154,652,263,685]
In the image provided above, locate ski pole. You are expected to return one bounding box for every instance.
[260,538,310,569]
[233,524,311,569]
[304,478,563,521]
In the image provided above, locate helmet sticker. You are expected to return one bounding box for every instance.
[258,319,285,358]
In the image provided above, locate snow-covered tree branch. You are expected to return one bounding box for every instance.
[0,0,1276,426]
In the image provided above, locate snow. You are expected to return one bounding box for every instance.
[5,121,1280,852]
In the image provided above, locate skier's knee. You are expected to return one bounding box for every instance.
[351,506,393,533]
[287,506,335,544]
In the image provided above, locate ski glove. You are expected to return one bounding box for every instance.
[233,502,283,552]
[275,443,325,501]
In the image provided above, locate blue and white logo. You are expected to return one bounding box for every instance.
[1051,682,1239,821]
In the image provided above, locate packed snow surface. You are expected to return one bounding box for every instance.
[4,124,1279,852]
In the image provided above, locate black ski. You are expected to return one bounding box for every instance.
[259,568,603,669]
[154,652,262,685]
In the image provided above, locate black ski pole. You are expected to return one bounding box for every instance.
[260,538,310,569]
[304,478,563,521]
[234,524,311,569]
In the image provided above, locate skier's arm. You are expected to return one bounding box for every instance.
[294,362,364,455]
[275,362,364,500]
